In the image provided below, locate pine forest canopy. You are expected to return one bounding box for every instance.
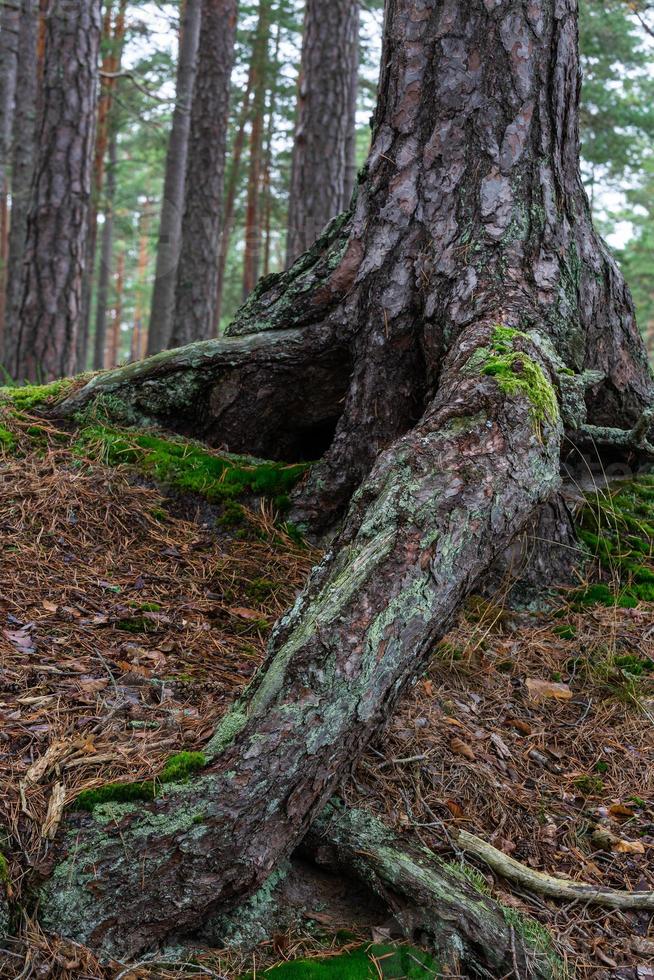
[1,0,654,977]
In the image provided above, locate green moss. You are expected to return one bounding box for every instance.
[73,751,206,812]
[245,578,278,602]
[553,624,576,640]
[442,860,489,895]
[242,945,441,979]
[614,653,654,676]
[74,425,309,506]
[502,909,555,960]
[469,327,558,431]
[0,853,9,884]
[574,774,604,796]
[0,425,16,451]
[0,378,77,410]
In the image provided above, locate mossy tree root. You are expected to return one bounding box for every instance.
[38,321,562,960]
[305,804,559,979]
[50,328,350,463]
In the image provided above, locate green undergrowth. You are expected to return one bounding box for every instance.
[74,425,309,511]
[470,326,559,432]
[242,945,441,979]
[73,751,206,812]
[573,476,654,608]
[0,853,9,884]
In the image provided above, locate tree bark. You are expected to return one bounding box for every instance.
[92,125,116,371]
[78,0,127,373]
[0,0,20,348]
[213,71,253,332]
[285,0,360,267]
[38,0,654,964]
[170,0,237,348]
[146,0,202,355]
[1,0,38,372]
[10,0,102,383]
[242,0,270,301]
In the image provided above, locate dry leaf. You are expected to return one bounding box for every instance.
[450,737,475,761]
[609,803,635,819]
[42,600,58,613]
[446,799,465,818]
[229,606,265,621]
[525,678,572,701]
[506,717,532,735]
[612,838,645,855]
[422,679,434,697]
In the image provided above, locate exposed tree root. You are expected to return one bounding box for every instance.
[455,831,654,912]
[304,804,558,979]
[51,329,350,461]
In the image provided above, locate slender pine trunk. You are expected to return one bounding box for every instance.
[0,0,20,350]
[213,72,253,332]
[92,127,116,371]
[242,0,270,300]
[11,0,102,382]
[2,0,39,374]
[130,202,152,361]
[146,0,202,355]
[170,0,237,347]
[285,0,359,266]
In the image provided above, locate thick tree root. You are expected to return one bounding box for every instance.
[456,831,654,912]
[37,322,563,960]
[305,804,558,979]
[50,329,349,461]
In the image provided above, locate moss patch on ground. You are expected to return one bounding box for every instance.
[574,476,654,608]
[242,944,441,979]
[0,853,9,884]
[74,425,309,510]
[73,751,206,812]
[0,378,79,411]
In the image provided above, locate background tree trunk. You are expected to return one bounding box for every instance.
[170,0,237,348]
[0,0,20,349]
[146,0,202,355]
[213,72,253,332]
[2,0,39,373]
[285,0,359,267]
[242,0,271,301]
[10,0,102,383]
[93,127,116,371]
[77,0,127,373]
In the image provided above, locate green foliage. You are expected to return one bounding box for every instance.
[242,945,441,979]
[74,426,309,504]
[73,752,206,812]
[0,853,9,884]
[573,774,605,796]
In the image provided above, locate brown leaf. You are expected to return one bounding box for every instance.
[506,717,532,735]
[446,799,465,818]
[525,678,572,701]
[422,679,434,697]
[450,737,475,761]
[42,600,58,613]
[612,838,645,855]
[228,606,264,620]
[609,804,636,820]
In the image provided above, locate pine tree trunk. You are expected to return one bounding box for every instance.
[146,0,202,355]
[285,0,360,266]
[213,72,253,331]
[242,0,270,301]
[40,0,653,964]
[0,0,20,349]
[77,0,127,373]
[170,0,237,347]
[130,202,152,361]
[10,0,102,383]
[2,0,39,373]
[107,246,123,367]
[92,126,116,371]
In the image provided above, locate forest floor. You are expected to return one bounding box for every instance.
[0,389,653,980]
